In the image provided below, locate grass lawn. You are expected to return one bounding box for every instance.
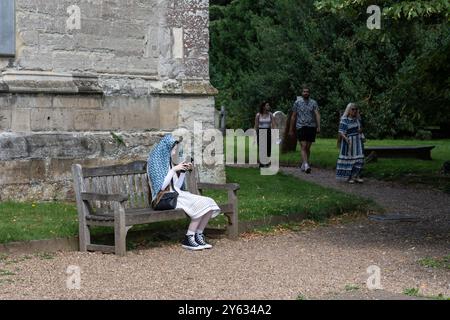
[203,167,373,222]
[0,202,78,244]
[0,167,374,244]
[226,135,450,190]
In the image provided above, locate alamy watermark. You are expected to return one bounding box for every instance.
[366,265,383,290]
[66,265,81,290]
[171,123,280,175]
[367,5,382,30]
[66,5,81,31]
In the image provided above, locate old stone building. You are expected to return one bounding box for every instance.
[0,0,225,201]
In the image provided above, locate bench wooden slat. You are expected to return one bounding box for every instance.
[91,177,101,209]
[112,175,119,197]
[126,210,187,225]
[107,175,114,194]
[86,204,233,224]
[85,220,115,227]
[125,175,133,209]
[141,173,150,208]
[94,177,103,208]
[114,176,127,209]
[84,177,91,193]
[134,174,144,208]
[133,174,140,207]
[87,207,185,218]
[82,161,147,178]
[86,244,115,253]
[128,174,136,208]
[86,208,187,225]
[81,192,128,202]
[117,175,128,209]
[106,176,114,211]
[101,176,110,210]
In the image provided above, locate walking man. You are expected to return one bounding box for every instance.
[289,87,321,173]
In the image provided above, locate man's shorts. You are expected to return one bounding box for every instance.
[297,126,317,143]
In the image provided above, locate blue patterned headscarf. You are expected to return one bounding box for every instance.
[147,134,178,202]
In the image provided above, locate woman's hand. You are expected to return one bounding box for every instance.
[185,162,194,172]
[342,135,351,146]
[173,162,190,172]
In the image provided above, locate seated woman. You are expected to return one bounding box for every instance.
[336,103,365,184]
[147,134,221,251]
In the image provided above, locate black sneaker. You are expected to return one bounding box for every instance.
[305,164,312,174]
[195,233,212,249]
[182,235,203,251]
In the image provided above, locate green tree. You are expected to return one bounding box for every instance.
[210,0,450,137]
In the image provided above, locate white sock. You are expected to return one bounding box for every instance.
[196,229,204,235]
[186,230,195,236]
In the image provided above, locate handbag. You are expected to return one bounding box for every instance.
[153,178,178,210]
[153,163,179,210]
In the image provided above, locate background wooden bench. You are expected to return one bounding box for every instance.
[363,146,435,160]
[72,161,239,256]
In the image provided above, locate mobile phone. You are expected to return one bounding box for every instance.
[181,156,193,173]
[179,156,192,173]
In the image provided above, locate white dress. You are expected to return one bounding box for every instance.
[166,171,221,220]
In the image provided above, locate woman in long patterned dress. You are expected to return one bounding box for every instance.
[336,103,365,184]
[147,135,221,251]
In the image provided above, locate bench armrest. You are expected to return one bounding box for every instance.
[81,192,129,203]
[197,183,240,192]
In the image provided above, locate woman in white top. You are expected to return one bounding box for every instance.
[147,135,221,251]
[254,101,275,167]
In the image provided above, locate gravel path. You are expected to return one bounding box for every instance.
[280,166,450,245]
[0,166,448,300]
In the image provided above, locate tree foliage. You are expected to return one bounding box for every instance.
[315,0,450,20]
[210,0,450,138]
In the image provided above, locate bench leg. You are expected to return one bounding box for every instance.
[420,151,432,160]
[79,223,91,252]
[227,190,239,240]
[114,203,127,256]
[78,201,92,252]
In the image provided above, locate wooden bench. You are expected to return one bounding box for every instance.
[363,146,435,160]
[72,161,239,256]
